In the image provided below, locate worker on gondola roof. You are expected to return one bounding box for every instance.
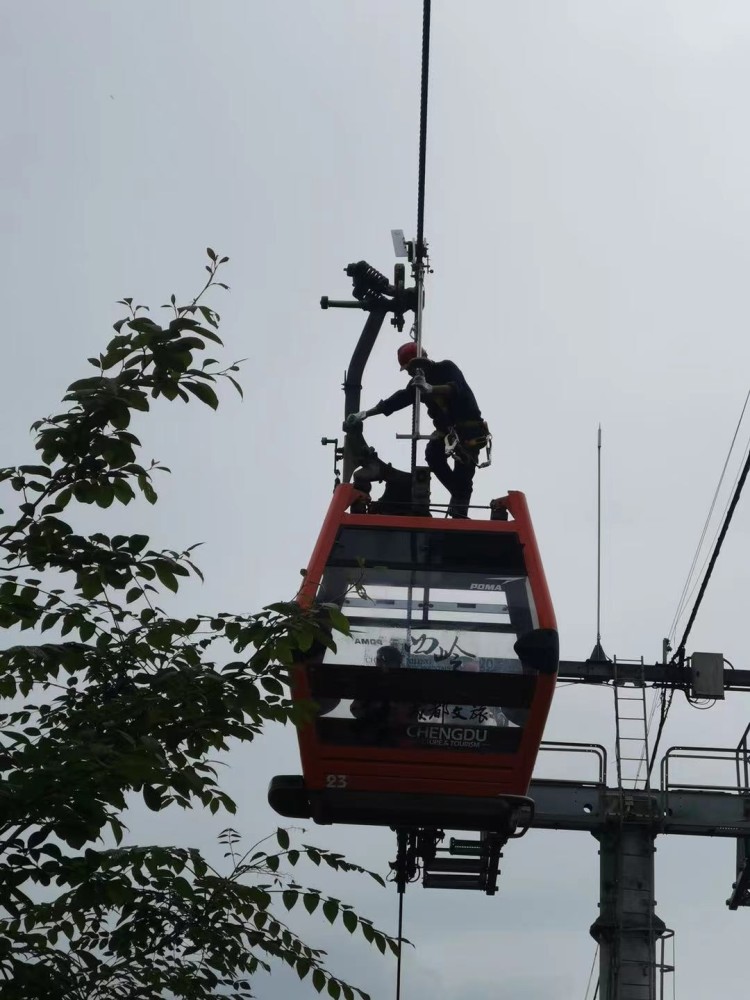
[345,342,490,517]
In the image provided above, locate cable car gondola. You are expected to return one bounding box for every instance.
[269,259,559,893]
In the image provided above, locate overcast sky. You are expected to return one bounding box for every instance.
[4,1,750,997]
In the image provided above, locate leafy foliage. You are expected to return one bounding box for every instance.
[0,253,397,999]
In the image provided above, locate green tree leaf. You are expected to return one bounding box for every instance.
[303,893,320,915]
[313,969,326,993]
[186,382,219,410]
[143,785,164,812]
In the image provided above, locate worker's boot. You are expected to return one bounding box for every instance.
[447,495,470,519]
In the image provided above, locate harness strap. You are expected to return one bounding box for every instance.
[444,420,492,469]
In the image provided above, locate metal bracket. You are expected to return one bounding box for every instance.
[727,837,750,909]
[321,260,416,332]
[320,437,343,487]
[390,827,439,893]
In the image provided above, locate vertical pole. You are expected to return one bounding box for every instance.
[395,886,405,1000]
[410,271,424,477]
[394,828,408,1000]
[591,427,607,662]
[591,824,666,1000]
[411,0,431,480]
[596,424,602,647]
[659,937,665,1000]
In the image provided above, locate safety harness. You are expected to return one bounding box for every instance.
[444,419,493,469]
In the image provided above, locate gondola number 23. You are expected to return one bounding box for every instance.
[326,774,348,788]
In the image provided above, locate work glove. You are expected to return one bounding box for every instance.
[409,373,433,394]
[344,410,368,429]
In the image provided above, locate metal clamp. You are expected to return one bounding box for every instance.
[478,435,492,470]
[444,429,493,470]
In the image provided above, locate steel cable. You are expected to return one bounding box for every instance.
[416,0,431,263]
[583,944,599,1000]
[410,0,431,477]
[673,437,750,661]
[646,685,674,782]
[650,392,750,778]
[675,424,750,632]
[399,12,432,981]
[396,889,405,1000]
[669,390,750,641]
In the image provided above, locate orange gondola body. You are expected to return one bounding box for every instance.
[271,484,558,835]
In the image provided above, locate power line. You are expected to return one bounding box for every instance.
[660,391,750,779]
[674,424,750,635]
[583,944,599,1000]
[634,688,662,787]
[646,685,675,782]
[673,433,750,662]
[669,389,750,641]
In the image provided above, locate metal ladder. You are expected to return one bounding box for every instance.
[613,657,651,792]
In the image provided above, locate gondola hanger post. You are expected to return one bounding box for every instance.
[409,0,432,484]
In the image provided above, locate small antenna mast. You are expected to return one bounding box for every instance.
[597,424,602,647]
[590,424,608,662]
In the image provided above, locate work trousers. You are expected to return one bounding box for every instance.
[425,436,478,514]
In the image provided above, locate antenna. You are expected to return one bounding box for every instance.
[590,424,608,662]
[391,229,409,259]
[597,424,602,646]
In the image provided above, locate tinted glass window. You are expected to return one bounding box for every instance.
[313,526,536,751]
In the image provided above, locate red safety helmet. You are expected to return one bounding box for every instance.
[397,342,427,369]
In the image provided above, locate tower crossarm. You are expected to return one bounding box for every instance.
[557,659,750,691]
[527,780,750,837]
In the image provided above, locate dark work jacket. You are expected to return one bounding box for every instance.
[373,359,483,435]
